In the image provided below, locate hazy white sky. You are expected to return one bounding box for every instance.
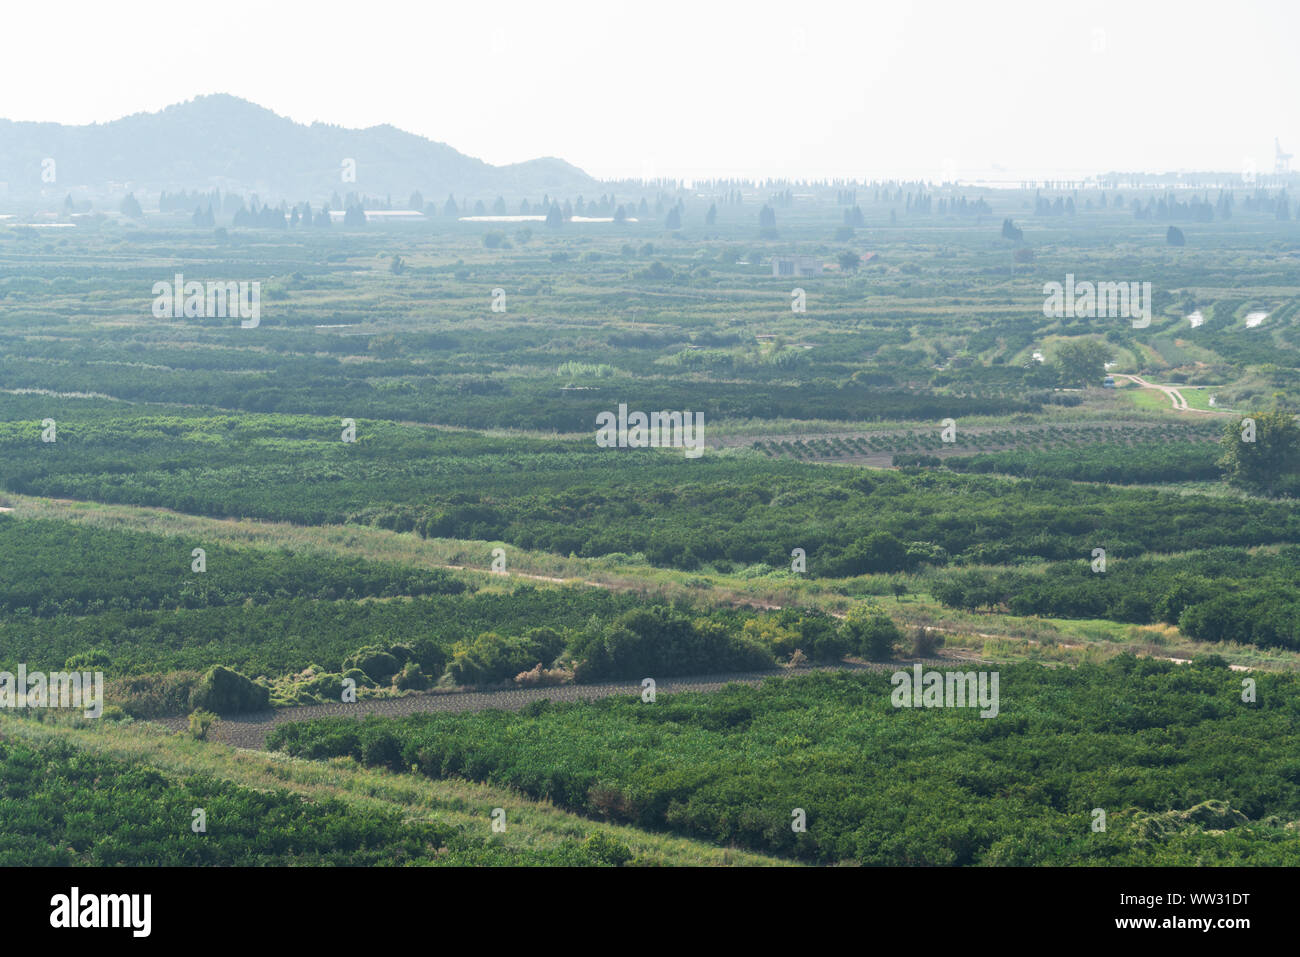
[3,0,1297,182]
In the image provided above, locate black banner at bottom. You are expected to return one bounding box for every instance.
[0,866,1283,944]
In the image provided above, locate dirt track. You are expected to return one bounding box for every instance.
[153,658,962,750]
[1111,374,1229,415]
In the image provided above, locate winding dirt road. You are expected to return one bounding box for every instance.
[1111,374,1227,415]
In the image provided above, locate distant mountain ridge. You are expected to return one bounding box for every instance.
[0,94,597,202]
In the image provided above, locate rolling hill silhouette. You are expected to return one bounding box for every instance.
[0,94,596,201]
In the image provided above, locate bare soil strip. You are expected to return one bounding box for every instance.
[155,658,963,750]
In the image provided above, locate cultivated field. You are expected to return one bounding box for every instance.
[2,188,1298,865]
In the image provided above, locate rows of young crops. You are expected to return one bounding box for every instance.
[751,422,1219,461]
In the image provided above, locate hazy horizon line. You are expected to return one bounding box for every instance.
[3,93,1293,190]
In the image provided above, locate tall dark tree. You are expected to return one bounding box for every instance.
[119,193,144,219]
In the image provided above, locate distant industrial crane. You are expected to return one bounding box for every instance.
[1275,138,1293,175]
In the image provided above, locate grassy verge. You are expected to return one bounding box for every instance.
[0,713,787,866]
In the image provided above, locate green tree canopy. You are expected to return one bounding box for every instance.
[1217,409,1300,491]
[1052,339,1111,388]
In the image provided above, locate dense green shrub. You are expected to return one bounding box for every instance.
[445,629,564,685]
[344,648,400,684]
[840,606,902,660]
[570,607,773,681]
[769,609,846,662]
[188,666,270,714]
[393,663,428,691]
[110,671,203,718]
[583,831,634,866]
[342,668,374,688]
[302,672,345,700]
[829,532,914,576]
[64,650,111,670]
